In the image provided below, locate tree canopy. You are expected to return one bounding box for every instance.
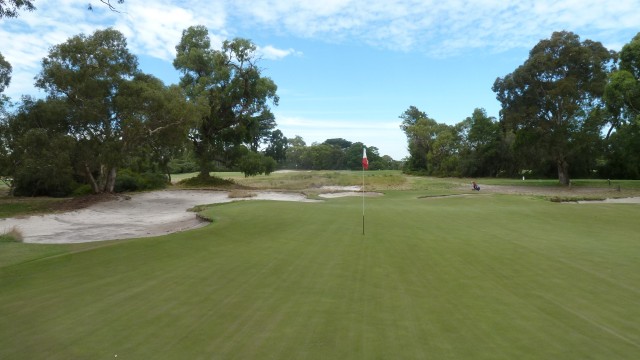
[0,0,35,18]
[492,31,614,184]
[0,28,197,195]
[173,26,279,178]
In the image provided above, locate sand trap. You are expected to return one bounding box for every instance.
[316,186,383,198]
[318,192,383,198]
[0,190,318,244]
[576,197,640,204]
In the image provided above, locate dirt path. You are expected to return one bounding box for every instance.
[0,190,317,244]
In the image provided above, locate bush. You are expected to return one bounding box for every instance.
[179,174,235,187]
[167,158,199,174]
[238,152,277,177]
[11,130,75,197]
[114,169,168,193]
[71,184,94,196]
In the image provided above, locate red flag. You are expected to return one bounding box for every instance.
[362,147,369,170]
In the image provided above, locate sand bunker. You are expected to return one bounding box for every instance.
[317,186,383,198]
[575,197,640,204]
[0,190,318,244]
[318,192,383,198]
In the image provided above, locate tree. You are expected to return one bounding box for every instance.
[35,28,139,193]
[604,32,640,138]
[1,97,76,196]
[89,0,125,12]
[460,108,504,177]
[399,106,439,172]
[284,135,306,168]
[399,106,458,174]
[306,143,344,170]
[0,52,11,136]
[0,52,10,94]
[115,73,200,180]
[264,129,288,165]
[427,125,461,176]
[344,142,381,170]
[602,32,640,178]
[323,138,352,149]
[493,31,614,185]
[0,0,127,18]
[238,151,276,177]
[173,26,279,178]
[35,28,190,193]
[0,0,35,18]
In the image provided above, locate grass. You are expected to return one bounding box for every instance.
[0,226,23,243]
[172,170,409,191]
[0,197,66,219]
[1,183,640,359]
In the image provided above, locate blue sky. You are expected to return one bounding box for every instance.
[2,0,639,159]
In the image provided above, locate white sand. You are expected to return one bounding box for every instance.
[576,197,640,204]
[0,190,318,244]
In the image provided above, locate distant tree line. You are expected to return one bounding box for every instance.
[279,136,401,171]
[402,31,640,184]
[167,135,402,173]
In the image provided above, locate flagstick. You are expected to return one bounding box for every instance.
[362,145,367,236]
[362,163,365,236]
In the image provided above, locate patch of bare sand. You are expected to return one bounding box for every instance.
[576,197,640,204]
[0,190,318,244]
[318,192,383,198]
[316,186,383,198]
[462,184,638,197]
[459,184,640,203]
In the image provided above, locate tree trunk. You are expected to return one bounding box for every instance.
[105,166,117,193]
[98,165,107,192]
[557,158,570,186]
[85,163,100,194]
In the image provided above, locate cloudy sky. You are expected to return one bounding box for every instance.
[2,0,639,159]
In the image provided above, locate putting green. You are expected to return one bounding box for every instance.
[1,192,639,359]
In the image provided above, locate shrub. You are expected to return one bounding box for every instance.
[114,170,168,193]
[238,152,277,177]
[179,174,235,187]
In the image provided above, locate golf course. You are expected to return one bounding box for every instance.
[1,171,640,359]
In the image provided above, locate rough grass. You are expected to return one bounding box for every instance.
[0,197,67,219]
[227,189,256,198]
[1,190,639,359]
[0,226,23,243]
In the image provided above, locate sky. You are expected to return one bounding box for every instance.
[1,0,639,160]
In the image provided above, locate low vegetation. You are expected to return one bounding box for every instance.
[0,226,22,242]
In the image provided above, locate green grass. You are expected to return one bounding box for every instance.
[0,197,66,219]
[1,190,640,359]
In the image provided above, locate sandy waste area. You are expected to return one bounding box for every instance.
[1,190,322,244]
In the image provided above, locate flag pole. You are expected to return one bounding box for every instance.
[362,145,367,236]
[362,160,365,235]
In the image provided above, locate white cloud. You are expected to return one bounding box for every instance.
[113,1,228,61]
[258,45,302,60]
[2,0,638,102]
[226,0,640,55]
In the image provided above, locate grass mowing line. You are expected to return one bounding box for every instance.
[537,292,640,349]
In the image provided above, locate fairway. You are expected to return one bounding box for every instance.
[1,191,640,359]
